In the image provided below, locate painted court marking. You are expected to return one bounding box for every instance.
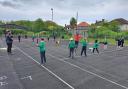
[0,76,8,87]
[46,46,126,81]
[0,82,8,87]
[22,42,121,80]
[21,76,32,80]
[15,43,128,89]
[0,76,7,80]
[48,54,128,89]
[15,46,74,89]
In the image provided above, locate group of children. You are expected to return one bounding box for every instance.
[68,37,99,59]
[4,32,110,64]
[35,35,101,64]
[9,34,125,64]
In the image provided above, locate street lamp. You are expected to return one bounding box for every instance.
[4,21,7,37]
[51,8,54,37]
[51,8,53,21]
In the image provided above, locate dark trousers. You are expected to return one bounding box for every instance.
[18,38,20,42]
[37,39,38,43]
[7,43,12,53]
[93,48,99,53]
[69,48,74,58]
[32,38,34,42]
[81,46,87,56]
[121,42,124,47]
[75,41,79,48]
[40,51,46,64]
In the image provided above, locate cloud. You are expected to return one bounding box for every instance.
[0,0,20,8]
[0,0,128,25]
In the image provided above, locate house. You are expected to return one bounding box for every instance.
[65,24,73,30]
[112,18,128,31]
[77,22,90,37]
[77,22,90,30]
[65,22,90,37]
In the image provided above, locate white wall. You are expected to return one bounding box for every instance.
[120,24,128,31]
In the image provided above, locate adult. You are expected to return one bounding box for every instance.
[6,31,13,54]
[117,38,121,48]
[121,37,124,47]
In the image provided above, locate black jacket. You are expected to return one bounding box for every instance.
[6,36,13,43]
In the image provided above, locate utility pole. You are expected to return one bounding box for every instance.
[76,12,78,34]
[51,8,54,37]
[51,8,53,21]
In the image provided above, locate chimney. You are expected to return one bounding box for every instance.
[65,24,67,27]
[102,19,105,22]
[96,20,98,23]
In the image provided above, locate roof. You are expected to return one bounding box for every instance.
[112,18,128,25]
[78,22,90,27]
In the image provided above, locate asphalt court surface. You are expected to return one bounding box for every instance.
[0,38,128,89]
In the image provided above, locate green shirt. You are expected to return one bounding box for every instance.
[93,42,99,48]
[32,35,36,38]
[38,41,46,52]
[68,40,75,48]
[80,40,87,46]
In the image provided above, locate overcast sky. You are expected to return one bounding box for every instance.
[0,0,128,26]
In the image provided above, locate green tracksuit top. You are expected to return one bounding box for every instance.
[80,40,87,47]
[32,35,36,38]
[38,41,46,52]
[93,42,99,48]
[68,40,75,48]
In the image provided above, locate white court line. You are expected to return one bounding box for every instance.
[46,47,125,80]
[21,76,32,80]
[21,43,121,80]
[62,57,122,80]
[15,46,74,89]
[25,43,128,89]
[48,54,128,89]
[15,42,128,89]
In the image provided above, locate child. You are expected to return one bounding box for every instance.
[93,40,99,54]
[18,34,21,43]
[56,40,60,46]
[68,38,75,59]
[32,35,36,42]
[80,38,87,56]
[89,42,93,52]
[37,38,46,64]
[103,40,108,50]
[47,36,50,42]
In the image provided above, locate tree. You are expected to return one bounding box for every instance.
[0,20,3,25]
[33,18,45,32]
[108,21,120,32]
[70,17,77,29]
